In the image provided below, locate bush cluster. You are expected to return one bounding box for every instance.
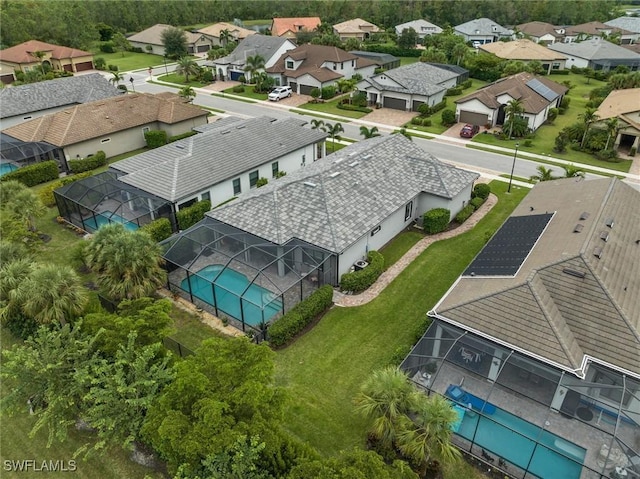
[267,285,333,348]
[420,99,447,117]
[168,131,197,143]
[176,200,211,230]
[411,117,431,126]
[145,130,167,149]
[67,151,107,174]
[441,109,456,126]
[99,41,115,53]
[445,86,463,96]
[1,160,59,187]
[140,218,173,242]
[472,183,491,200]
[39,171,94,207]
[94,57,106,70]
[321,86,336,99]
[232,84,244,93]
[339,251,384,293]
[549,69,570,75]
[423,208,450,234]
[470,196,485,209]
[455,204,475,223]
[337,103,372,113]
[460,79,473,89]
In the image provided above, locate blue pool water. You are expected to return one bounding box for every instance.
[0,163,19,176]
[180,264,282,326]
[449,388,585,479]
[83,211,139,232]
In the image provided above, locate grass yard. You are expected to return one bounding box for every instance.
[221,85,267,101]
[157,73,209,88]
[167,304,222,352]
[275,181,529,461]
[379,230,425,269]
[297,97,370,119]
[91,51,165,72]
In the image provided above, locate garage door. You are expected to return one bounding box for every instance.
[197,45,210,53]
[75,61,93,72]
[412,100,425,112]
[459,110,488,126]
[299,84,314,95]
[229,70,244,81]
[289,82,297,93]
[383,96,406,110]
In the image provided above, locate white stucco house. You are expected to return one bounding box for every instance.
[127,24,212,56]
[395,19,443,40]
[454,17,513,45]
[548,38,640,72]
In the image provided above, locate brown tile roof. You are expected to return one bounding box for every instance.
[594,88,640,119]
[127,24,205,46]
[3,93,208,147]
[565,21,633,36]
[516,21,563,39]
[479,39,567,61]
[436,178,640,377]
[455,72,568,114]
[333,18,381,34]
[196,22,256,40]
[271,17,321,37]
[0,40,92,64]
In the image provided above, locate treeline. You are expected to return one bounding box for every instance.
[1,0,622,49]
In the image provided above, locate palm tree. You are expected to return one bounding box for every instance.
[562,164,586,179]
[359,126,381,139]
[32,50,47,74]
[179,85,196,103]
[109,71,124,86]
[219,29,232,47]
[353,367,415,447]
[451,43,468,66]
[529,165,557,183]
[310,119,325,130]
[0,258,34,323]
[604,117,619,150]
[392,128,412,141]
[243,54,265,83]
[324,122,344,150]
[504,99,524,139]
[7,187,46,232]
[579,107,599,148]
[396,394,461,477]
[175,56,199,84]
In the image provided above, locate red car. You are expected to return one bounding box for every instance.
[460,123,480,138]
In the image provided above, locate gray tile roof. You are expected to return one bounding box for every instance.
[548,38,640,60]
[359,62,459,97]
[209,34,293,67]
[208,134,479,253]
[605,16,640,34]
[436,178,640,377]
[454,17,512,36]
[112,116,327,202]
[0,73,121,119]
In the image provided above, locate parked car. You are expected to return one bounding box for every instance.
[268,86,292,101]
[472,41,482,49]
[460,123,480,138]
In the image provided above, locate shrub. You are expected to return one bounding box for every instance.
[99,41,115,53]
[67,150,107,174]
[455,204,475,223]
[39,171,93,207]
[267,285,333,347]
[411,116,422,125]
[238,75,246,83]
[461,79,473,89]
[560,97,570,109]
[441,109,456,126]
[470,196,485,210]
[339,251,384,293]
[201,69,214,82]
[427,99,447,115]
[421,118,432,127]
[549,69,570,75]
[117,84,128,92]
[145,130,167,148]
[472,183,491,200]
[445,86,463,96]
[256,177,268,188]
[232,84,245,93]
[351,91,367,107]
[176,200,211,230]
[168,131,197,143]
[547,108,559,123]
[558,106,566,115]
[94,57,106,70]
[594,149,620,162]
[336,103,372,113]
[423,208,450,234]
[108,64,119,72]
[523,139,533,147]
[310,88,320,102]
[321,86,337,99]
[630,146,637,157]
[418,103,430,117]
[140,218,173,242]
[1,160,59,187]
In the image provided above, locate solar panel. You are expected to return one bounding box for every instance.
[527,78,559,102]
[463,213,554,277]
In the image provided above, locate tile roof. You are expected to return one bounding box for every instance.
[565,21,633,36]
[479,39,568,61]
[395,19,443,35]
[436,178,640,377]
[548,38,640,60]
[208,134,479,253]
[271,17,321,37]
[127,24,204,46]
[0,40,92,64]
[209,34,294,67]
[515,21,564,39]
[605,16,640,34]
[454,18,512,37]
[333,18,381,35]
[2,93,208,147]
[113,116,328,202]
[594,88,640,120]
[455,72,568,114]
[196,22,256,40]
[349,50,399,64]
[358,62,457,97]
[0,73,121,119]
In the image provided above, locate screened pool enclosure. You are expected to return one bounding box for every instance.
[161,217,336,334]
[402,321,640,479]
[54,171,174,233]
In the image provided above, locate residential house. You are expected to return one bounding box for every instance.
[195,22,256,47]
[1,92,208,171]
[454,18,513,45]
[479,39,568,73]
[593,88,640,154]
[355,62,466,111]
[266,44,377,95]
[402,177,640,479]
[395,19,443,40]
[349,51,400,71]
[515,21,565,45]
[0,39,94,73]
[271,17,321,38]
[332,18,381,41]
[207,34,296,82]
[562,21,637,45]
[127,24,212,56]
[548,38,640,71]
[161,134,479,330]
[54,116,328,236]
[605,16,640,44]
[0,73,121,129]
[0,63,16,84]
[455,72,568,129]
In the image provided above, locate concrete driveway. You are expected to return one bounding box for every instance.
[362,108,416,127]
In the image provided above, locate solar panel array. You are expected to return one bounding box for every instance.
[527,79,559,102]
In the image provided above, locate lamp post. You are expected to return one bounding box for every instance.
[129,76,135,93]
[508,142,519,193]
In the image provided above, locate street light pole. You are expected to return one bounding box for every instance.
[508,143,519,193]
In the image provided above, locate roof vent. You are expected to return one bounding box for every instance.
[236,125,246,129]
[329,172,341,178]
[600,231,609,242]
[334,158,344,164]
[593,247,603,259]
[221,130,231,135]
[363,154,372,160]
[579,212,590,220]
[562,268,586,279]
[175,144,185,149]
[605,218,614,228]
[348,151,357,156]
[303,181,317,187]
[349,160,359,167]
[573,224,583,233]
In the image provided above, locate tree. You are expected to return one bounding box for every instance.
[0,258,34,327]
[219,28,232,47]
[324,122,344,150]
[603,117,620,150]
[504,99,525,139]
[310,119,325,130]
[32,50,47,74]
[179,85,196,102]
[419,46,447,63]
[175,56,199,84]
[2,185,46,232]
[162,26,188,59]
[111,31,131,57]
[529,165,557,183]
[393,128,413,141]
[84,224,167,302]
[243,54,265,83]
[109,70,124,86]
[451,42,468,66]
[579,107,599,148]
[397,28,418,49]
[562,164,586,179]
[359,126,381,139]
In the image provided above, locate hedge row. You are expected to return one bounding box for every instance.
[145,130,167,149]
[1,160,59,187]
[339,251,384,293]
[337,103,372,113]
[68,151,107,174]
[140,218,173,242]
[267,285,333,348]
[455,204,475,223]
[38,171,93,207]
[168,131,198,143]
[423,208,450,234]
[176,200,211,230]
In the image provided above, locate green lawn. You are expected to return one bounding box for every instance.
[168,304,222,352]
[399,56,420,66]
[221,85,267,101]
[92,51,165,72]
[275,181,528,459]
[157,73,209,88]
[297,98,370,119]
[379,230,425,269]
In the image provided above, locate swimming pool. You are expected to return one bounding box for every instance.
[83,211,139,232]
[0,162,19,176]
[180,264,282,326]
[448,386,585,479]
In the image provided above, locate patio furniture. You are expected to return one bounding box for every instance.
[576,406,594,421]
[597,444,629,470]
[445,384,496,415]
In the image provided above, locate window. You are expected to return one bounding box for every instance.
[340,62,343,70]
[249,170,259,188]
[351,60,354,67]
[233,178,241,195]
[301,154,306,166]
[201,191,210,202]
[272,161,279,178]
[100,138,111,144]
[333,63,337,70]
[405,201,413,221]
[23,116,32,120]
[286,60,294,69]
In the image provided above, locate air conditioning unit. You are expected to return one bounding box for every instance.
[354,260,369,271]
